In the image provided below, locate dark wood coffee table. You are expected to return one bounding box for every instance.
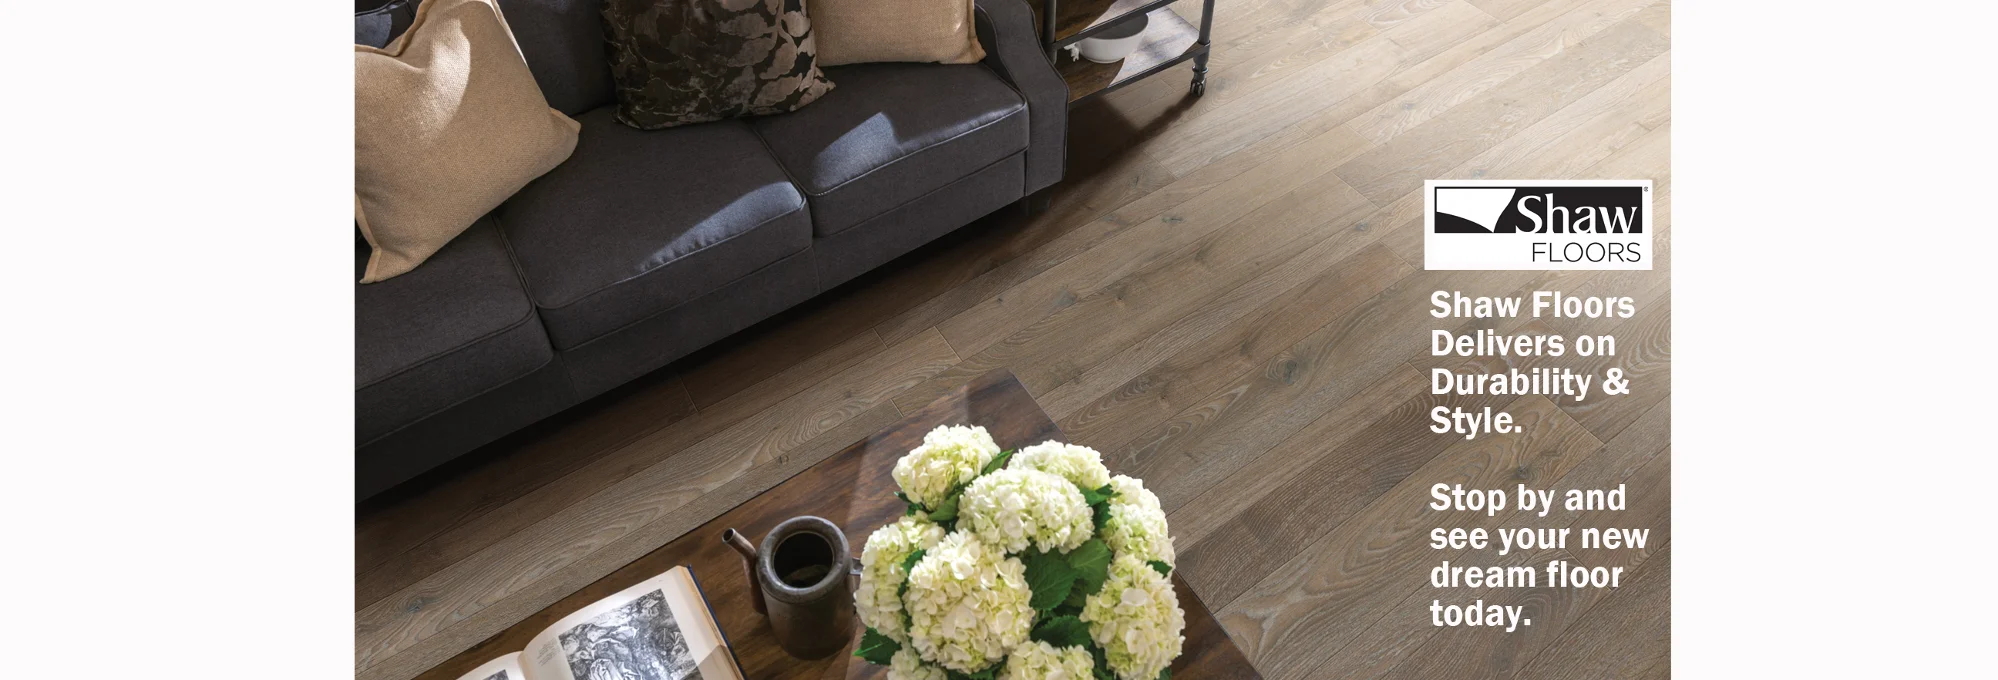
[419,370,1260,680]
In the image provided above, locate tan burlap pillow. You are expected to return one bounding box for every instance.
[354,0,580,283]
[811,0,985,66]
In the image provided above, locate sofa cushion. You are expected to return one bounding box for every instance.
[355,0,417,48]
[496,0,616,115]
[750,62,1027,237]
[500,107,812,349]
[356,215,554,443]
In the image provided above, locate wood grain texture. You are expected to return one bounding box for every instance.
[356,0,1671,676]
[1216,396,1605,679]
[1313,400,1668,679]
[355,371,695,593]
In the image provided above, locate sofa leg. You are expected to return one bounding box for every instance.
[1020,191,1052,216]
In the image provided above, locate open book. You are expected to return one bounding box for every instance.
[456,566,742,680]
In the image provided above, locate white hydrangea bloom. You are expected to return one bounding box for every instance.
[903,532,1034,673]
[888,647,946,680]
[1101,475,1175,565]
[1081,555,1185,680]
[1008,441,1112,491]
[997,640,1095,680]
[894,425,1001,508]
[856,515,947,642]
[960,468,1093,554]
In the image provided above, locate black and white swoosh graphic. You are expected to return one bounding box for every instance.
[1434,188,1516,233]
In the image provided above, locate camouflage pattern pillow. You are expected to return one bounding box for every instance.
[603,0,835,129]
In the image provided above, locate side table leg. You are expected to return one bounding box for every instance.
[1191,0,1216,96]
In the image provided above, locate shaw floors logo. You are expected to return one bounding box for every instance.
[1424,179,1653,270]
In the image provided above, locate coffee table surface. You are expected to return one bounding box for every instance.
[420,370,1260,680]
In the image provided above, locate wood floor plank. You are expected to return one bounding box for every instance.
[354,330,958,677]
[1137,29,1409,174]
[1166,364,1427,550]
[1337,16,1670,203]
[1214,397,1604,679]
[1347,0,1663,147]
[353,329,889,607]
[1307,399,1667,679]
[1042,230,1415,443]
[987,171,1383,399]
[922,124,1375,367]
[898,168,1379,413]
[1452,51,1669,180]
[354,372,694,590]
[1512,543,1671,679]
[869,144,1179,347]
[1096,266,1543,514]
[1468,0,1552,21]
[1376,444,1669,679]
[1381,1,1501,61]
[1174,384,1519,607]
[1040,242,1411,423]
[1634,0,1669,37]
[1044,231,1419,452]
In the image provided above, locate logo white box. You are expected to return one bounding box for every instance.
[1425,179,1654,271]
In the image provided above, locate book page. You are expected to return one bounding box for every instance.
[455,653,525,680]
[523,566,738,680]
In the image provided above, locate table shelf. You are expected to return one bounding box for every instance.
[1038,0,1216,106]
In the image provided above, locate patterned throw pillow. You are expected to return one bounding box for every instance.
[602,0,836,130]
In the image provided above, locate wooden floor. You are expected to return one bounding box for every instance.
[355,0,1670,676]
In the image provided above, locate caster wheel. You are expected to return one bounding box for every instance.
[1190,78,1206,96]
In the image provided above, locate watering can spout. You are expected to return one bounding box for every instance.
[721,528,767,614]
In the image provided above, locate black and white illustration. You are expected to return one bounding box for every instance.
[480,672,510,680]
[559,589,703,680]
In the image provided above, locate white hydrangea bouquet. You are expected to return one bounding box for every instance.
[853,424,1184,680]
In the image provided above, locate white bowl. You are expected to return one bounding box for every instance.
[1077,14,1149,63]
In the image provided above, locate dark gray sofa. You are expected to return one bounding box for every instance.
[356,0,1065,500]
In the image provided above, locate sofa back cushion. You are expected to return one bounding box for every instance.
[494,0,617,115]
[358,0,614,115]
[356,0,419,47]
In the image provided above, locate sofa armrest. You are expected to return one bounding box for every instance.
[975,0,1067,194]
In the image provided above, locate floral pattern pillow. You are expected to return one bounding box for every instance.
[602,0,836,129]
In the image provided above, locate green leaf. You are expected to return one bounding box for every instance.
[1148,560,1172,578]
[1031,615,1091,648]
[1157,668,1171,680]
[1067,539,1113,595]
[1080,482,1117,506]
[895,491,921,516]
[897,548,926,629]
[1025,549,1078,611]
[1062,586,1089,611]
[854,627,900,665]
[1092,502,1113,532]
[928,492,961,523]
[981,449,1016,476]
